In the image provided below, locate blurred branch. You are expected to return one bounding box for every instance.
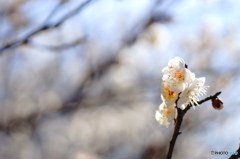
[59,2,167,114]
[0,113,38,134]
[166,91,222,159]
[60,57,119,114]
[43,1,65,23]
[229,144,240,159]
[29,36,87,50]
[0,0,94,53]
[0,0,165,133]
[146,12,172,26]
[0,0,28,16]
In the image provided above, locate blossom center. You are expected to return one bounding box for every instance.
[164,110,172,114]
[163,88,177,101]
[168,90,176,97]
[174,72,184,81]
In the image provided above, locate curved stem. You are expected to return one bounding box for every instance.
[166,108,183,159]
[165,91,221,159]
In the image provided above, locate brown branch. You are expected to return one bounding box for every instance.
[166,91,222,159]
[183,91,222,114]
[166,92,182,159]
[0,0,94,52]
[229,144,240,159]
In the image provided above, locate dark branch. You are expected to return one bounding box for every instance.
[0,0,94,52]
[183,91,221,114]
[166,93,183,159]
[229,144,240,159]
[166,91,221,159]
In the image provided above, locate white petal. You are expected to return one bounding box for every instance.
[155,102,176,128]
[161,82,178,105]
[196,77,205,86]
[155,110,161,121]
[184,69,195,84]
[168,57,185,69]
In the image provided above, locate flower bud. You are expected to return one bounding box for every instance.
[211,97,223,110]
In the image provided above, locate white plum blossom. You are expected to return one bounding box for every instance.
[162,57,186,85]
[178,77,208,110]
[155,102,176,128]
[155,57,208,127]
[161,81,178,105]
[162,57,195,94]
[161,57,207,109]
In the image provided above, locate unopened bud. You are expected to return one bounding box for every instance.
[211,97,223,110]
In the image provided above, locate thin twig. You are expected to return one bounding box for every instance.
[0,0,94,52]
[29,36,87,50]
[166,91,222,159]
[183,91,221,114]
[43,1,65,24]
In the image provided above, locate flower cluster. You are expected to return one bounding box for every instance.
[155,57,208,127]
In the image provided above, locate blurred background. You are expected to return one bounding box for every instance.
[0,0,239,159]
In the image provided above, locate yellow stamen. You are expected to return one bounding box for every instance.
[168,90,176,97]
[174,72,184,81]
[164,110,172,114]
[162,87,177,101]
